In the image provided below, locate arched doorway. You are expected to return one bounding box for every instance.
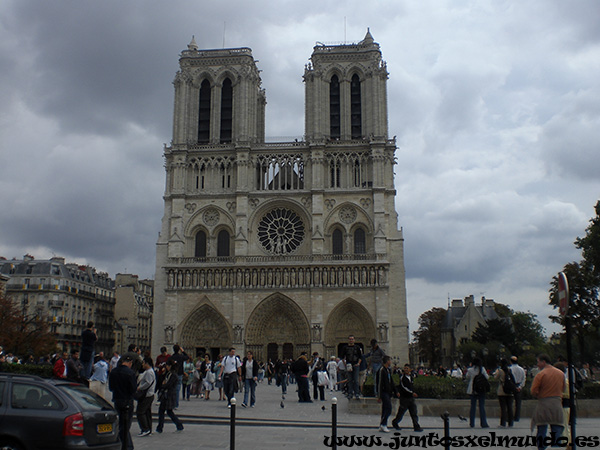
[179,303,232,358]
[245,294,311,362]
[324,298,376,357]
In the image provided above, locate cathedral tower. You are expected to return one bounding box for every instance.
[152,31,409,363]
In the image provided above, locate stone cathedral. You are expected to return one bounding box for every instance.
[152,30,409,363]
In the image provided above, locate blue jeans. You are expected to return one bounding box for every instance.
[175,375,182,408]
[371,363,382,396]
[536,424,564,450]
[243,378,256,406]
[280,374,288,394]
[81,357,93,380]
[470,394,489,428]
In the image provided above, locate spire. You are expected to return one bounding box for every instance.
[187,35,198,51]
[361,28,374,45]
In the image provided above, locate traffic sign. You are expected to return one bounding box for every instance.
[558,271,569,316]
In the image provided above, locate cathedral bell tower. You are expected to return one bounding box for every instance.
[152,31,409,364]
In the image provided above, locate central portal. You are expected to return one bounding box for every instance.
[245,294,310,362]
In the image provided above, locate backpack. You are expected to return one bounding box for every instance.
[473,370,490,395]
[503,369,517,395]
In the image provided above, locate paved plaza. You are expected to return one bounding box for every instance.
[130,381,599,449]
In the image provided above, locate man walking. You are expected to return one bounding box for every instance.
[509,356,526,422]
[531,354,565,450]
[391,364,423,432]
[109,355,137,450]
[376,355,397,433]
[218,347,241,408]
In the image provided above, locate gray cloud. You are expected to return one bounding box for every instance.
[1,0,599,336]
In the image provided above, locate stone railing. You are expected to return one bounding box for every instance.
[165,261,388,290]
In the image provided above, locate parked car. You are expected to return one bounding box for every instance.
[0,373,120,450]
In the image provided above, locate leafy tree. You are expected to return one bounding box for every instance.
[550,201,600,365]
[413,307,446,368]
[0,291,57,358]
[472,318,515,348]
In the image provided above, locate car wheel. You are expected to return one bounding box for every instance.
[0,440,24,450]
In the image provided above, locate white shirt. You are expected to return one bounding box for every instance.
[222,354,241,374]
[509,363,526,388]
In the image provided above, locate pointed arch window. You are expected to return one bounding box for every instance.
[198,80,211,143]
[330,75,341,139]
[220,78,233,143]
[332,229,343,255]
[354,228,366,254]
[195,230,207,257]
[350,74,362,139]
[217,229,230,257]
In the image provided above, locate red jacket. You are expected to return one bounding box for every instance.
[53,358,67,378]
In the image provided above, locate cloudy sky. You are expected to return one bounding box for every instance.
[1,0,599,337]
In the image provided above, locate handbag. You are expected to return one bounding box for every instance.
[317,371,329,387]
[206,371,216,384]
[134,378,154,401]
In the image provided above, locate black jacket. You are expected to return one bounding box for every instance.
[109,364,137,403]
[398,373,416,398]
[291,357,309,376]
[376,365,398,398]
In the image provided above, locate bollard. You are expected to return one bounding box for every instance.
[441,411,450,450]
[230,397,236,450]
[331,397,338,450]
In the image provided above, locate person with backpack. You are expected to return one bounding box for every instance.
[494,358,515,427]
[466,357,490,428]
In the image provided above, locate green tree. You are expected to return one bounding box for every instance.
[413,307,447,368]
[550,201,600,365]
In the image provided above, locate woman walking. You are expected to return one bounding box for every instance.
[156,360,184,433]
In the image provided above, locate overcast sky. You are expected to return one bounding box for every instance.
[1,0,599,338]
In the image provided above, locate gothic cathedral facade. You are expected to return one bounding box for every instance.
[152,31,409,363]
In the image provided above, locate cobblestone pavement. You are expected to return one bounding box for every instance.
[130,381,599,449]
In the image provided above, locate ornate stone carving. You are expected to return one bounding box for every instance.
[378,322,389,343]
[164,326,174,344]
[249,198,260,209]
[324,199,336,210]
[339,206,357,224]
[226,202,236,212]
[234,325,244,343]
[312,324,322,342]
[185,203,197,213]
[203,208,220,226]
[360,198,371,208]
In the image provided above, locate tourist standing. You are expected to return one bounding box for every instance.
[326,356,338,392]
[531,354,565,449]
[342,335,363,399]
[310,352,325,401]
[291,352,312,402]
[80,321,97,380]
[494,358,514,427]
[509,356,526,422]
[135,357,156,437]
[89,354,110,402]
[109,355,137,450]
[466,358,490,428]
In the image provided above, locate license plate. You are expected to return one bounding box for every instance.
[97,423,113,434]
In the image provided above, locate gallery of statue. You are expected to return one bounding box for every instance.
[152,31,409,363]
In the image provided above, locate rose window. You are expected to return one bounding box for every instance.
[258,208,305,255]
